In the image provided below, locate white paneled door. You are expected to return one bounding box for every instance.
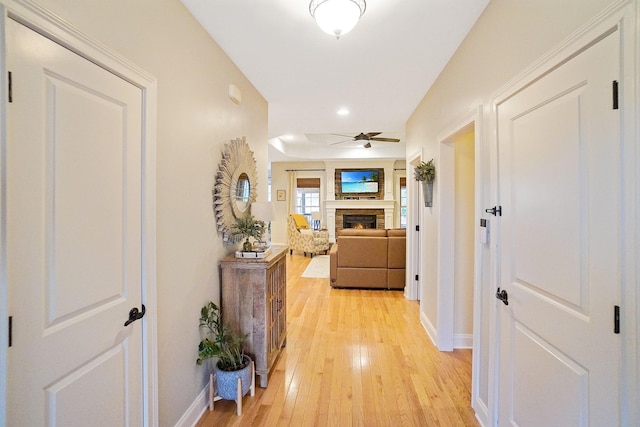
[6,19,144,425]
[496,29,621,426]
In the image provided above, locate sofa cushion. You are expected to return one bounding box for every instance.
[337,228,387,237]
[337,236,388,268]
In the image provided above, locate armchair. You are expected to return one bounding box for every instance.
[287,214,330,257]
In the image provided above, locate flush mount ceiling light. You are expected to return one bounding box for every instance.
[309,0,366,39]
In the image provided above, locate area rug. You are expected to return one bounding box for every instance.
[301,255,330,278]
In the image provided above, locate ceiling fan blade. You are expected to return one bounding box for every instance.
[370,137,400,143]
[329,138,354,145]
[330,133,356,138]
[365,132,382,138]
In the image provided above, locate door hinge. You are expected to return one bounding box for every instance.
[8,71,12,103]
[614,305,620,334]
[612,80,619,110]
[415,274,419,281]
[485,206,502,216]
[8,316,12,347]
[415,225,419,231]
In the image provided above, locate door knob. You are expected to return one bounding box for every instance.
[495,288,509,305]
[124,304,146,326]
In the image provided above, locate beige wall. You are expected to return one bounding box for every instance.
[22,0,268,425]
[408,0,616,332]
[454,131,475,336]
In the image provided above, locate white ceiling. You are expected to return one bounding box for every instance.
[180,0,489,161]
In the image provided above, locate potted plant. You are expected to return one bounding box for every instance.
[232,214,266,251]
[197,301,253,402]
[414,159,436,207]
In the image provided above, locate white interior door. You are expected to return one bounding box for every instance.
[6,18,144,425]
[496,29,621,426]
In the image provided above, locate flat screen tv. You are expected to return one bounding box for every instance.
[340,170,379,194]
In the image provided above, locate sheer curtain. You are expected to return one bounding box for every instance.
[287,170,297,214]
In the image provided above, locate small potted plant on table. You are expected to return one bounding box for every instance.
[232,214,266,252]
[197,301,254,416]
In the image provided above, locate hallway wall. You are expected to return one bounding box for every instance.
[406,0,621,423]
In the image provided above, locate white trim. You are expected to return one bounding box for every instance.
[453,334,474,349]
[0,1,159,425]
[0,6,8,425]
[420,309,438,347]
[406,150,422,301]
[174,384,211,427]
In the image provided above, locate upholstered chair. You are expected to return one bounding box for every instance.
[287,214,330,257]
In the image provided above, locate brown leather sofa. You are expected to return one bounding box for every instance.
[329,228,406,289]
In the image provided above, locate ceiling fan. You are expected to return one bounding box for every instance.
[330,132,401,148]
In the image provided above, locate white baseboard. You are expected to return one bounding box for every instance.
[174,383,209,427]
[420,310,438,347]
[454,333,473,349]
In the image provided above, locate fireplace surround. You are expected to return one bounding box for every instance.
[325,199,395,242]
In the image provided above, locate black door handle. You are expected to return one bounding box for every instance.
[124,304,146,326]
[496,288,509,305]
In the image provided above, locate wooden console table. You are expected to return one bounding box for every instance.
[220,245,287,388]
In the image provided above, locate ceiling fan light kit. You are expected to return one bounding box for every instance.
[309,0,366,39]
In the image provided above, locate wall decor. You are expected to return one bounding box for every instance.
[414,159,436,207]
[276,189,286,201]
[214,137,258,243]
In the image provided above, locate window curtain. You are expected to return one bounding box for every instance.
[288,170,297,214]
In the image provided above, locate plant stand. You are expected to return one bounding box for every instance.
[208,360,255,416]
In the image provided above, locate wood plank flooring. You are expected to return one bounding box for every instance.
[196,254,479,426]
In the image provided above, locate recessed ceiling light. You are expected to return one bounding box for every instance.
[337,108,349,116]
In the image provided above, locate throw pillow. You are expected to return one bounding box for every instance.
[291,213,309,229]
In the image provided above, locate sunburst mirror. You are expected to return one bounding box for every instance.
[213,137,258,243]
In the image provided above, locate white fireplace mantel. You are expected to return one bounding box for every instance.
[324,199,395,242]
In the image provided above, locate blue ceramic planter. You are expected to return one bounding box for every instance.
[214,356,252,400]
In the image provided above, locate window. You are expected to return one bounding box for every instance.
[296,178,321,222]
[400,177,407,228]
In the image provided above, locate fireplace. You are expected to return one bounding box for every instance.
[327,203,393,241]
[343,214,377,229]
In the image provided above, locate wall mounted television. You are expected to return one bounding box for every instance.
[340,170,379,194]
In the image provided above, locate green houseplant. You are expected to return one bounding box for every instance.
[197,301,253,402]
[414,159,436,207]
[232,214,266,251]
[197,301,247,371]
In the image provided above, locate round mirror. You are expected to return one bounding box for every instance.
[213,137,258,243]
[233,172,251,215]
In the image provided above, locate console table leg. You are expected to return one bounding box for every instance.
[259,373,268,388]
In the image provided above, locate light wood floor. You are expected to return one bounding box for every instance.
[196,254,479,426]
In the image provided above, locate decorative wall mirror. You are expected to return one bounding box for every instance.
[214,137,258,242]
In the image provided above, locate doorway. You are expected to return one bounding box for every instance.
[436,108,482,353]
[436,109,489,422]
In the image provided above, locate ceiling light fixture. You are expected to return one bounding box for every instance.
[309,0,366,39]
[363,142,372,149]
